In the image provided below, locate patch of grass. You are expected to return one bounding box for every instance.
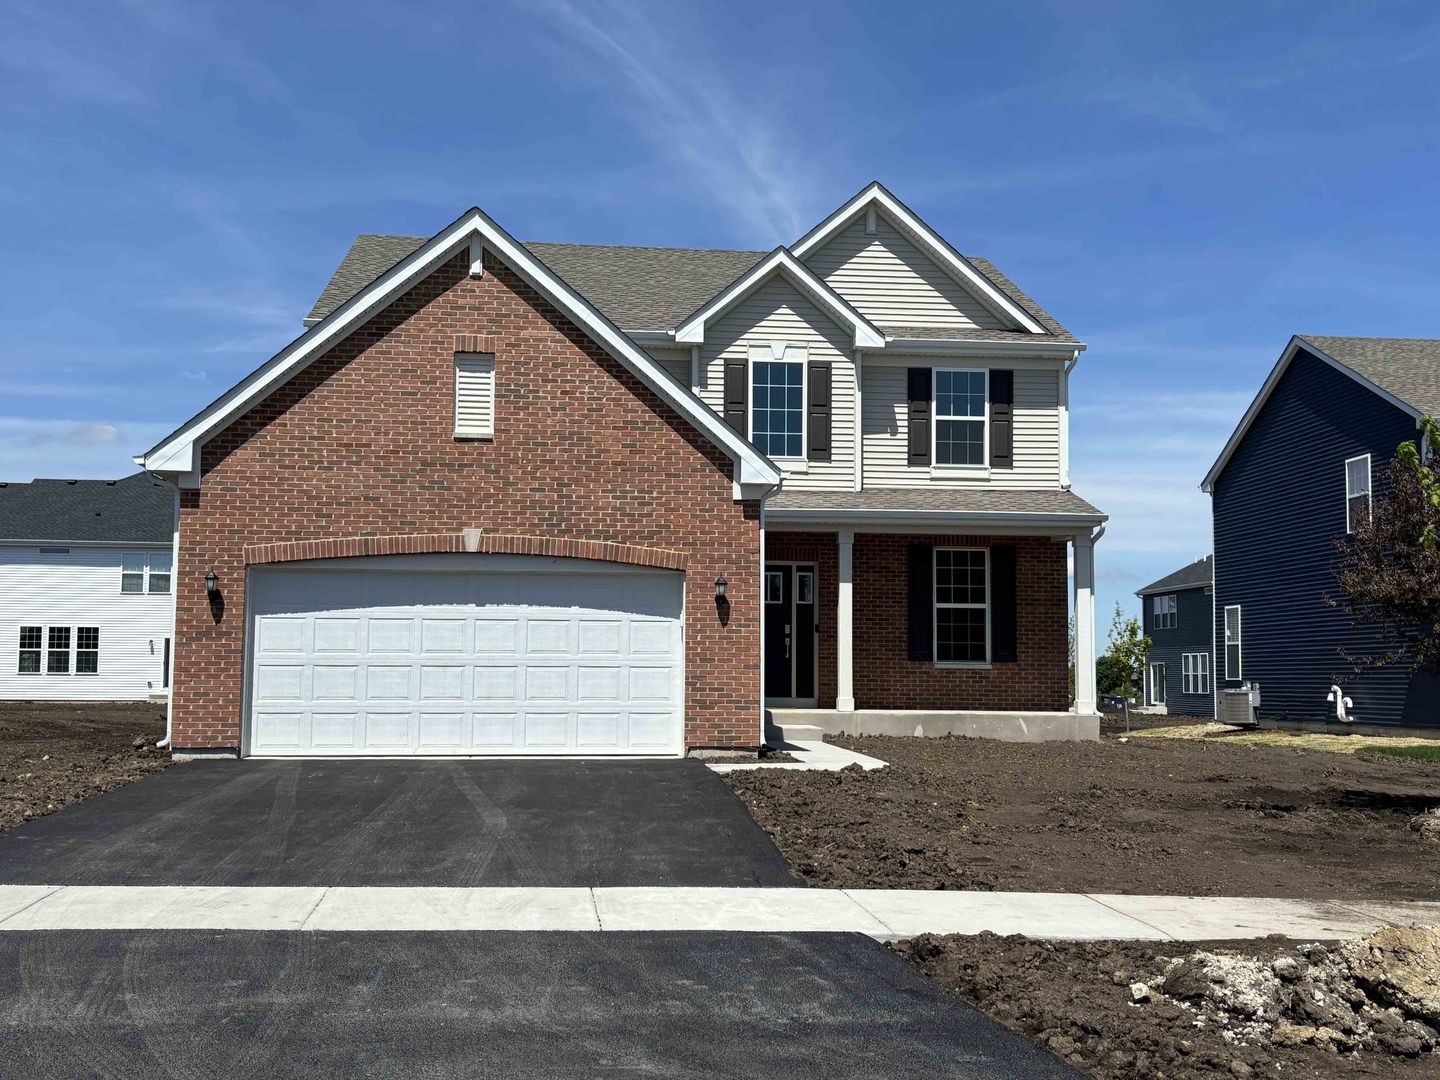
[1360,743,1440,764]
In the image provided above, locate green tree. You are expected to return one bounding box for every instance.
[1099,604,1151,727]
[1329,416,1440,674]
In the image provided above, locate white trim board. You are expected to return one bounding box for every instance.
[136,207,781,494]
[1202,335,1423,492]
[789,182,1048,336]
[674,247,884,349]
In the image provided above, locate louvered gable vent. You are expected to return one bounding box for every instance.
[454,353,495,438]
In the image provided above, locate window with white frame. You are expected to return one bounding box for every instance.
[17,626,41,674]
[750,347,804,459]
[1345,454,1371,533]
[934,547,989,663]
[1224,605,1242,679]
[46,627,70,674]
[1152,593,1177,630]
[76,627,99,674]
[1182,652,1210,695]
[121,552,171,594]
[454,353,496,438]
[934,369,987,467]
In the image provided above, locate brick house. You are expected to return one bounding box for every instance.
[138,183,1105,757]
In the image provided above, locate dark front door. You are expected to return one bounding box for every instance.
[764,563,817,702]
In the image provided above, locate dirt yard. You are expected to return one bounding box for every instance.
[899,930,1440,1079]
[0,701,169,833]
[724,733,1440,898]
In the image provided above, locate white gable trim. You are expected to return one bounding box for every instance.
[791,182,1047,336]
[1201,335,1423,493]
[673,247,886,349]
[137,208,781,492]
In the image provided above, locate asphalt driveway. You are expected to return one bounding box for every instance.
[0,759,796,887]
[0,930,1074,1078]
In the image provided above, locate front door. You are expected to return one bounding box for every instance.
[1149,662,1167,706]
[764,563,817,703]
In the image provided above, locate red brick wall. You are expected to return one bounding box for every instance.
[173,250,761,751]
[853,534,1069,710]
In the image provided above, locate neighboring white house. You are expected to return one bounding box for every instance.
[0,473,176,701]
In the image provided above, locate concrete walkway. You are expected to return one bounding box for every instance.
[3,885,1435,941]
[707,737,888,773]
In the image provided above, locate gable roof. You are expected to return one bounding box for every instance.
[302,229,1075,343]
[0,472,174,544]
[140,207,781,490]
[673,247,885,348]
[1202,335,1435,491]
[1136,555,1212,597]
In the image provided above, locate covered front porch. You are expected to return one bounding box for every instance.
[761,489,1104,742]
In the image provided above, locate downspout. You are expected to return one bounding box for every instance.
[1060,349,1080,489]
[758,488,769,747]
[155,475,181,750]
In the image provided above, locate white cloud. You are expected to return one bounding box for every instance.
[0,418,171,482]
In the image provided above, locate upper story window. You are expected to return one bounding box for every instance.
[1345,454,1371,533]
[934,369,987,467]
[934,547,989,664]
[1152,593,1177,629]
[122,552,171,594]
[750,348,805,459]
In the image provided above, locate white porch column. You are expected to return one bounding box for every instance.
[1073,531,1098,716]
[836,529,855,712]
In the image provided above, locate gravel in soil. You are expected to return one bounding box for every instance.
[897,931,1440,1079]
[723,733,1440,897]
[0,701,169,833]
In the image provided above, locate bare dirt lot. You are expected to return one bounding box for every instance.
[0,701,169,833]
[724,733,1440,898]
[899,931,1440,1079]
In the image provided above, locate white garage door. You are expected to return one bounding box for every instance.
[245,555,683,757]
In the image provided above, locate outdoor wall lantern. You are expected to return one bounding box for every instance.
[204,570,220,595]
[714,574,728,602]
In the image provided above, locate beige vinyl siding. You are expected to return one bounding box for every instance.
[697,277,855,490]
[861,356,1063,488]
[646,346,694,386]
[804,214,1007,330]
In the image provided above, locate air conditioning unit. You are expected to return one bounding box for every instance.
[1221,683,1261,726]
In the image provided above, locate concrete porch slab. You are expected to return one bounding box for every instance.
[768,708,1099,743]
[707,738,888,774]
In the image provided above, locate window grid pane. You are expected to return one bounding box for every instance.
[76,626,99,675]
[47,627,70,674]
[934,370,986,467]
[18,626,41,674]
[751,361,804,458]
[935,548,988,664]
[148,552,173,594]
[935,419,985,466]
[121,553,144,594]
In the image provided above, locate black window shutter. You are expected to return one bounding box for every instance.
[990,544,1018,662]
[990,370,1014,469]
[907,543,934,661]
[907,367,932,467]
[807,359,832,461]
[724,358,748,435]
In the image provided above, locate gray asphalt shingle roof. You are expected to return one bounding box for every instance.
[766,486,1104,518]
[1299,335,1440,417]
[1136,555,1212,597]
[304,235,1076,342]
[0,472,174,543]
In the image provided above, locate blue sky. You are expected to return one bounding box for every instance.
[3,0,1439,623]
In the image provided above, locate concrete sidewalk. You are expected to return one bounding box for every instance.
[3,885,1436,940]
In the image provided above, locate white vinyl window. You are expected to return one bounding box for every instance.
[121,552,171,594]
[933,369,988,467]
[1152,594,1177,630]
[17,626,41,674]
[1345,454,1371,533]
[749,345,805,459]
[1224,605,1242,680]
[76,627,100,674]
[1182,652,1210,695]
[1148,662,1167,705]
[454,353,496,438]
[934,547,989,664]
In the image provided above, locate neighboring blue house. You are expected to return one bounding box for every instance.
[1203,335,1440,732]
[1136,555,1214,718]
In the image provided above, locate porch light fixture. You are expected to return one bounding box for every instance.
[204,570,219,595]
[714,574,728,601]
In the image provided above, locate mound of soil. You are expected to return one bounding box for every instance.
[898,932,1440,1079]
[723,734,1440,897]
[0,701,169,833]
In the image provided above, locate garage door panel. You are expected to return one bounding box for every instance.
[247,564,683,756]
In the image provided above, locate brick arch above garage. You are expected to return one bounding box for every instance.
[243,532,689,572]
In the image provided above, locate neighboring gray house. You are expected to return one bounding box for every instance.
[0,474,176,701]
[1136,555,1214,717]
